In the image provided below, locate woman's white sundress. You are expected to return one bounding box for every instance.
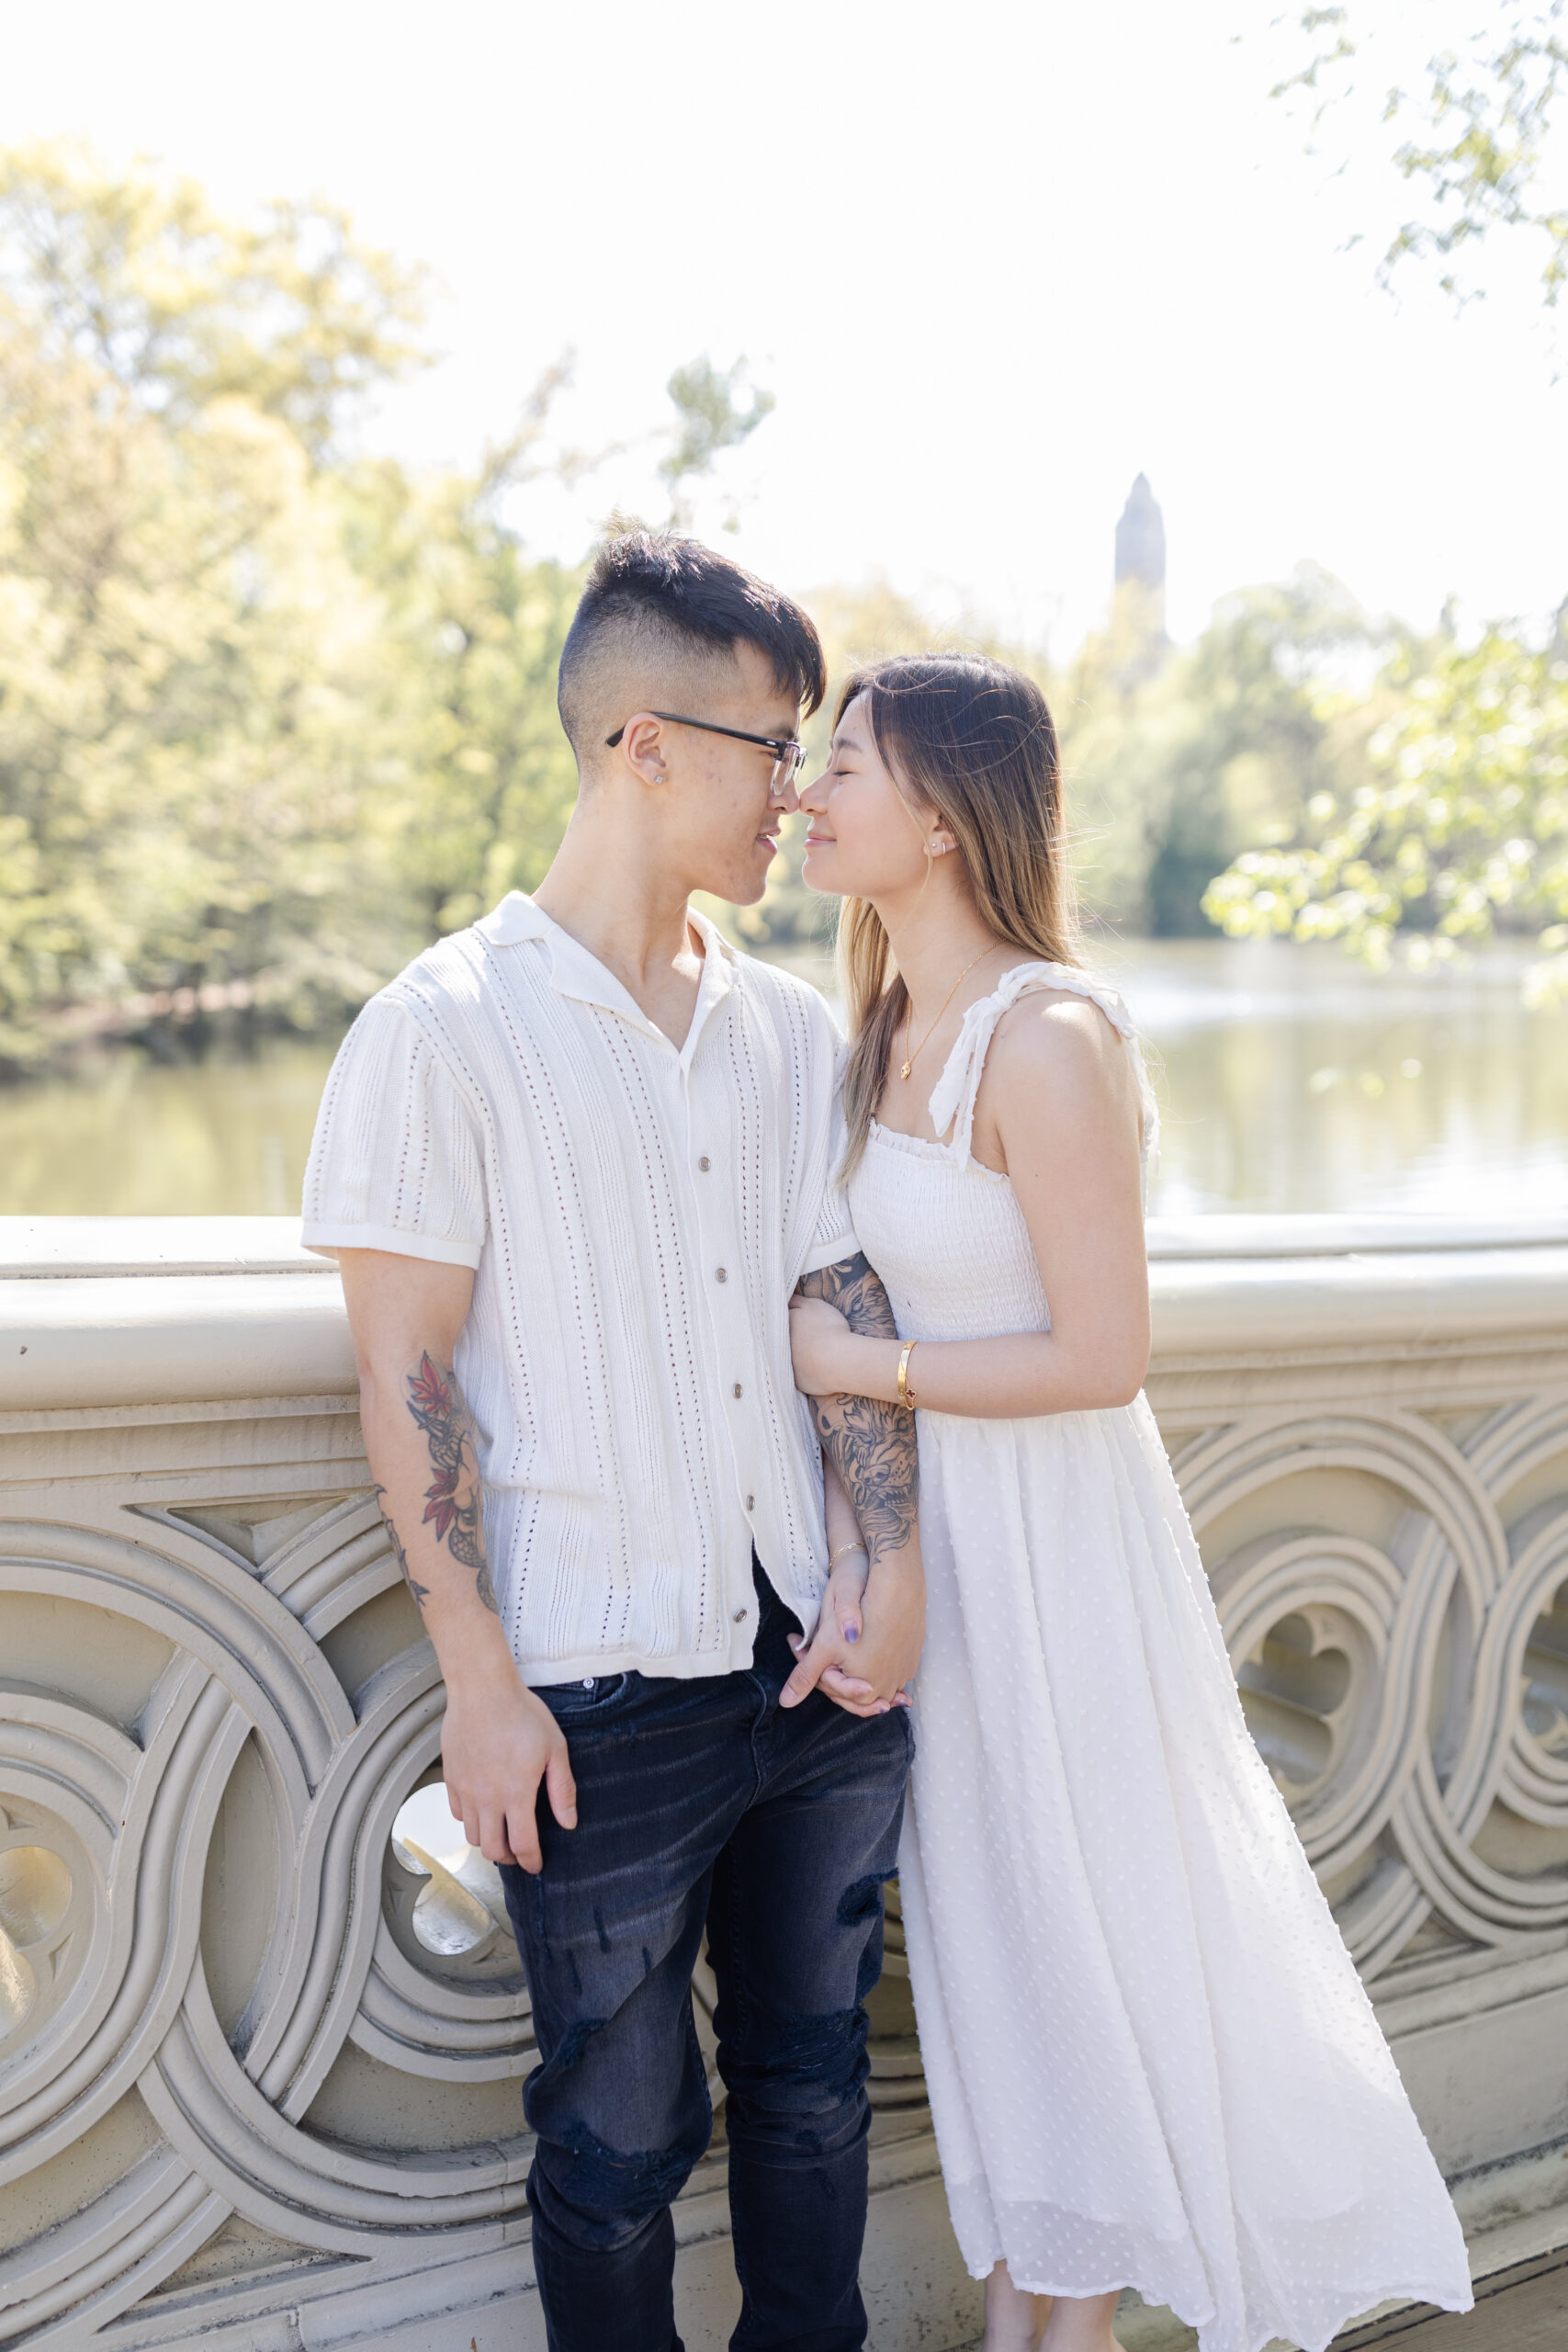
[847,962,1472,2352]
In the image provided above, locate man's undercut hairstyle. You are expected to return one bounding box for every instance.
[557,531,826,764]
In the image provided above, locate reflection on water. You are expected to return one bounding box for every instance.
[1098,939,1567,1216]
[0,1042,334,1216]
[0,939,1559,1218]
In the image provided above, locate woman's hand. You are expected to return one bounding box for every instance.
[788,1293,857,1395]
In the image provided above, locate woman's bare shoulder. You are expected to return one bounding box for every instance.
[987,986,1130,1084]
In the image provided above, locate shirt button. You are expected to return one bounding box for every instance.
[716,1267,728,1283]
[745,1494,755,1511]
[698,1156,711,1171]
[733,1606,748,1623]
[732,1382,743,1398]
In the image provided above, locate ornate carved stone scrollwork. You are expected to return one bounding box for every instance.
[0,1471,930,2348]
[3,1228,1567,2347]
[0,1491,541,2346]
[1182,1399,1568,1980]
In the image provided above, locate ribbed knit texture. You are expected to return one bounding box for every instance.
[303,893,854,1682]
[850,963,1472,2352]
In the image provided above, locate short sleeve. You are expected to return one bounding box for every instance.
[301,994,487,1268]
[797,1025,860,1279]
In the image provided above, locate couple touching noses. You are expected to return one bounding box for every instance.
[305,534,1472,2352]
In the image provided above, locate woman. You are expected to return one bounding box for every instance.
[786,657,1472,2352]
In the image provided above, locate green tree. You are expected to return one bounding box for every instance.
[0,145,796,1069]
[0,282,401,1059]
[660,355,774,528]
[1281,3,1568,309]
[0,146,429,1064]
[1062,568,1385,934]
[0,141,426,453]
[349,447,585,938]
[1202,620,1568,997]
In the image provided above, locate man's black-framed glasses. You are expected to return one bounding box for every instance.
[605,712,807,798]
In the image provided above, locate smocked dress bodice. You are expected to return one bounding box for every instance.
[848,960,1157,1348]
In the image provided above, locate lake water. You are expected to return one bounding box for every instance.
[0,938,1560,1219]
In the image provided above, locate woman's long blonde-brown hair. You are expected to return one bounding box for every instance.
[835,654,1079,1175]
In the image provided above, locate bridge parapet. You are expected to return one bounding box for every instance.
[2,1215,1566,2350]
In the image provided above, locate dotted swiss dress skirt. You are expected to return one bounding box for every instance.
[846,963,1472,2352]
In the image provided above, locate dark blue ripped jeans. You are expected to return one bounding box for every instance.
[499,1564,911,2352]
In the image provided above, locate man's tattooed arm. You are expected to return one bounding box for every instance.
[392,1349,499,1614]
[374,1486,430,1611]
[795,1253,919,1566]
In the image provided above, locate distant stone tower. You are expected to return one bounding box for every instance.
[1112,472,1169,678]
[1114,473,1166,618]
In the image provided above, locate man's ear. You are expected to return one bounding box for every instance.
[616,712,671,792]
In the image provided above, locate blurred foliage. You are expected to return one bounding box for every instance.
[1281,3,1568,310]
[0,150,632,1068]
[1055,568,1391,938]
[1,143,1562,1069]
[0,141,428,455]
[1204,619,1568,1001]
[661,356,773,529]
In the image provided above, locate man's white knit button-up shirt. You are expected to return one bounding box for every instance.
[302,893,856,1684]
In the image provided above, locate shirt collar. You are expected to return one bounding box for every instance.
[476,892,738,1060]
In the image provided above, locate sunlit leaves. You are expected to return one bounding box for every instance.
[1280,3,1568,310]
[0,142,428,458]
[1202,626,1568,997]
[0,145,581,1068]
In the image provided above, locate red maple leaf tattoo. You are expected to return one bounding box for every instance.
[423,1464,461,1541]
[403,1348,491,1591]
[408,1353,454,1419]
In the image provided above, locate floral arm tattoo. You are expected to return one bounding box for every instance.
[795,1253,919,1565]
[374,1487,430,1611]
[375,1350,499,1615]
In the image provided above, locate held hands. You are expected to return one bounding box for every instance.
[781,1544,922,1719]
[788,1294,860,1396]
[439,1652,578,1874]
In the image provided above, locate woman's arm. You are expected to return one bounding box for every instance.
[789,999,1150,1420]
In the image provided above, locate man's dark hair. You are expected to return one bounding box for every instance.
[557,531,826,761]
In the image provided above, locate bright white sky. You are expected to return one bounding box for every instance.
[4,0,1564,654]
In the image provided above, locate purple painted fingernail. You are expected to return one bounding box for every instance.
[845,1625,859,1642]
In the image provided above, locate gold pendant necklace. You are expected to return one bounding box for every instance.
[901,948,994,1081]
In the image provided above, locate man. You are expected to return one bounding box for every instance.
[303,531,924,2352]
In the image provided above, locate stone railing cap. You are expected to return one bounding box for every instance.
[0,1216,326,1276]
[0,1212,1559,1279]
[1145,1213,1568,1259]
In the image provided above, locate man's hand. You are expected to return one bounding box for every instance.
[441,1653,578,1873]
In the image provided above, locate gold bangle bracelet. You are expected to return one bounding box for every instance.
[897,1340,919,1410]
[826,1541,869,1575]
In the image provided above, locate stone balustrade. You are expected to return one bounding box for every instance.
[2,1213,1566,2352]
